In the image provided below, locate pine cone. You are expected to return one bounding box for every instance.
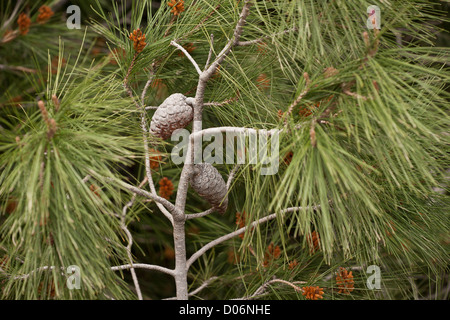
[336,267,355,294]
[149,93,193,140]
[190,163,228,214]
[302,286,324,300]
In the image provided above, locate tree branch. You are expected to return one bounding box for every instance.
[185,208,215,220]
[119,178,147,300]
[204,34,214,70]
[237,278,306,300]
[1,0,22,32]
[186,205,320,270]
[227,164,241,190]
[164,276,220,300]
[111,263,175,277]
[110,179,178,220]
[170,40,202,76]
[124,68,174,224]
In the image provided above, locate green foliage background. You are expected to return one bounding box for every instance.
[0,0,449,300]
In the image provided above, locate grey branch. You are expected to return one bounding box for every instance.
[186,206,320,270]
[170,40,203,76]
[185,207,216,220]
[227,164,241,190]
[204,34,215,70]
[1,0,22,32]
[164,276,220,300]
[111,179,178,220]
[119,178,148,300]
[111,263,175,276]
[237,278,306,300]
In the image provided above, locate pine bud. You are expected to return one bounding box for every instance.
[149,93,193,140]
[189,163,228,214]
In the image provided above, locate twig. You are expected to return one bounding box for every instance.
[285,72,310,118]
[227,164,240,190]
[111,263,175,276]
[188,276,220,297]
[141,77,155,105]
[204,95,239,107]
[6,266,63,280]
[205,34,214,70]
[119,178,147,300]
[238,278,306,300]
[1,0,23,32]
[164,276,220,300]
[0,64,37,74]
[186,205,320,270]
[124,53,139,86]
[341,82,369,100]
[108,178,178,219]
[185,208,216,220]
[124,68,174,224]
[170,40,203,76]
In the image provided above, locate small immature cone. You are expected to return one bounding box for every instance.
[17,13,31,35]
[51,94,60,112]
[38,100,49,125]
[47,118,57,140]
[37,5,54,24]
[149,93,193,140]
[189,163,228,214]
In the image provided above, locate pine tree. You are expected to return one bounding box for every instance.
[0,0,449,300]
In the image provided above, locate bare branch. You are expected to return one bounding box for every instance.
[185,208,215,220]
[141,76,155,105]
[119,178,148,300]
[110,179,178,220]
[1,0,23,32]
[2,266,64,280]
[285,72,310,118]
[237,278,306,300]
[204,34,214,70]
[204,95,239,107]
[170,40,202,76]
[186,205,320,270]
[111,263,175,276]
[227,164,241,190]
[341,82,369,100]
[124,67,174,224]
[164,276,220,300]
[204,0,253,80]
[0,64,36,74]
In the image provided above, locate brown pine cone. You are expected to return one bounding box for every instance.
[190,163,228,214]
[149,93,193,140]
